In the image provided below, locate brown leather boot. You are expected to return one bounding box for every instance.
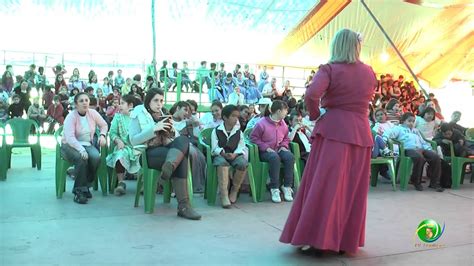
[229,169,247,203]
[172,178,201,220]
[161,148,185,181]
[217,166,231,208]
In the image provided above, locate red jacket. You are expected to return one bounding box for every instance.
[43,91,55,108]
[54,80,67,94]
[47,103,65,124]
[306,62,376,147]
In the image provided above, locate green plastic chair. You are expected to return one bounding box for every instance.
[443,140,474,189]
[107,139,118,193]
[107,140,141,194]
[0,123,7,180]
[134,147,194,214]
[370,157,396,191]
[92,139,109,195]
[198,128,257,205]
[289,142,304,187]
[243,128,263,200]
[245,128,301,202]
[54,127,73,198]
[5,118,41,170]
[370,130,396,191]
[54,126,108,198]
[389,137,437,191]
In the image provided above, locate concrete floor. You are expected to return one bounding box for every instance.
[1,148,473,265]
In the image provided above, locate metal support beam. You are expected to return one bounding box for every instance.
[151,0,158,80]
[361,0,428,96]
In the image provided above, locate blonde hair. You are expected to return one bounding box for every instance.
[329,29,362,64]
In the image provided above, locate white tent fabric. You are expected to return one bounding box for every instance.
[0,0,472,88]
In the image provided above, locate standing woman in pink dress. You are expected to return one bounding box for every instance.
[280,29,376,255]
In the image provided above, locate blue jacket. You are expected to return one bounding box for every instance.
[382,125,432,150]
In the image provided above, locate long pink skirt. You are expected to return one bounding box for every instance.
[280,135,371,254]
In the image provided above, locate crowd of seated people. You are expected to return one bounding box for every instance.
[0,63,472,212]
[370,73,473,191]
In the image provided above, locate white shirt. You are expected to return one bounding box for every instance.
[415,116,441,140]
[211,123,245,156]
[373,121,395,135]
[77,116,91,146]
[262,83,274,95]
[200,112,223,129]
[228,92,245,105]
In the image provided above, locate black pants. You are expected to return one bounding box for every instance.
[61,144,100,189]
[146,136,189,179]
[405,149,441,187]
[440,142,472,157]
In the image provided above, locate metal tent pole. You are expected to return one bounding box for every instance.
[361,0,428,96]
[151,0,158,80]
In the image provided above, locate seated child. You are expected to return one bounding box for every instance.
[106,97,120,121]
[27,97,47,129]
[227,86,245,105]
[449,111,466,135]
[8,94,24,118]
[287,112,311,162]
[372,108,395,157]
[46,95,65,134]
[383,112,444,192]
[238,105,250,132]
[246,98,271,130]
[434,123,473,158]
[250,100,295,203]
[415,107,441,140]
[211,104,248,208]
[106,95,142,196]
[385,99,402,125]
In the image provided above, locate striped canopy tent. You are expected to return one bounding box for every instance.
[269,0,473,89]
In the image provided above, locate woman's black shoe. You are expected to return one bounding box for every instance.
[338,250,346,255]
[414,184,424,191]
[298,246,323,256]
[74,193,88,204]
[429,185,445,192]
[84,188,93,199]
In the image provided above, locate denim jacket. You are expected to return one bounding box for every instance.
[382,125,432,150]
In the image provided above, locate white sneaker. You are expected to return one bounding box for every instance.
[271,188,281,203]
[281,186,294,202]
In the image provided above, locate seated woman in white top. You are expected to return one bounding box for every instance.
[415,107,441,140]
[61,92,108,204]
[287,112,312,163]
[227,86,245,106]
[246,97,271,130]
[372,108,395,136]
[200,101,223,129]
[129,89,201,220]
[170,101,207,193]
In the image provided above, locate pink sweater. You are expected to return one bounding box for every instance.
[250,116,290,152]
[62,109,108,152]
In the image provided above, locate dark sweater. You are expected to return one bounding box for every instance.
[216,128,241,153]
[433,129,465,156]
[8,103,24,118]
